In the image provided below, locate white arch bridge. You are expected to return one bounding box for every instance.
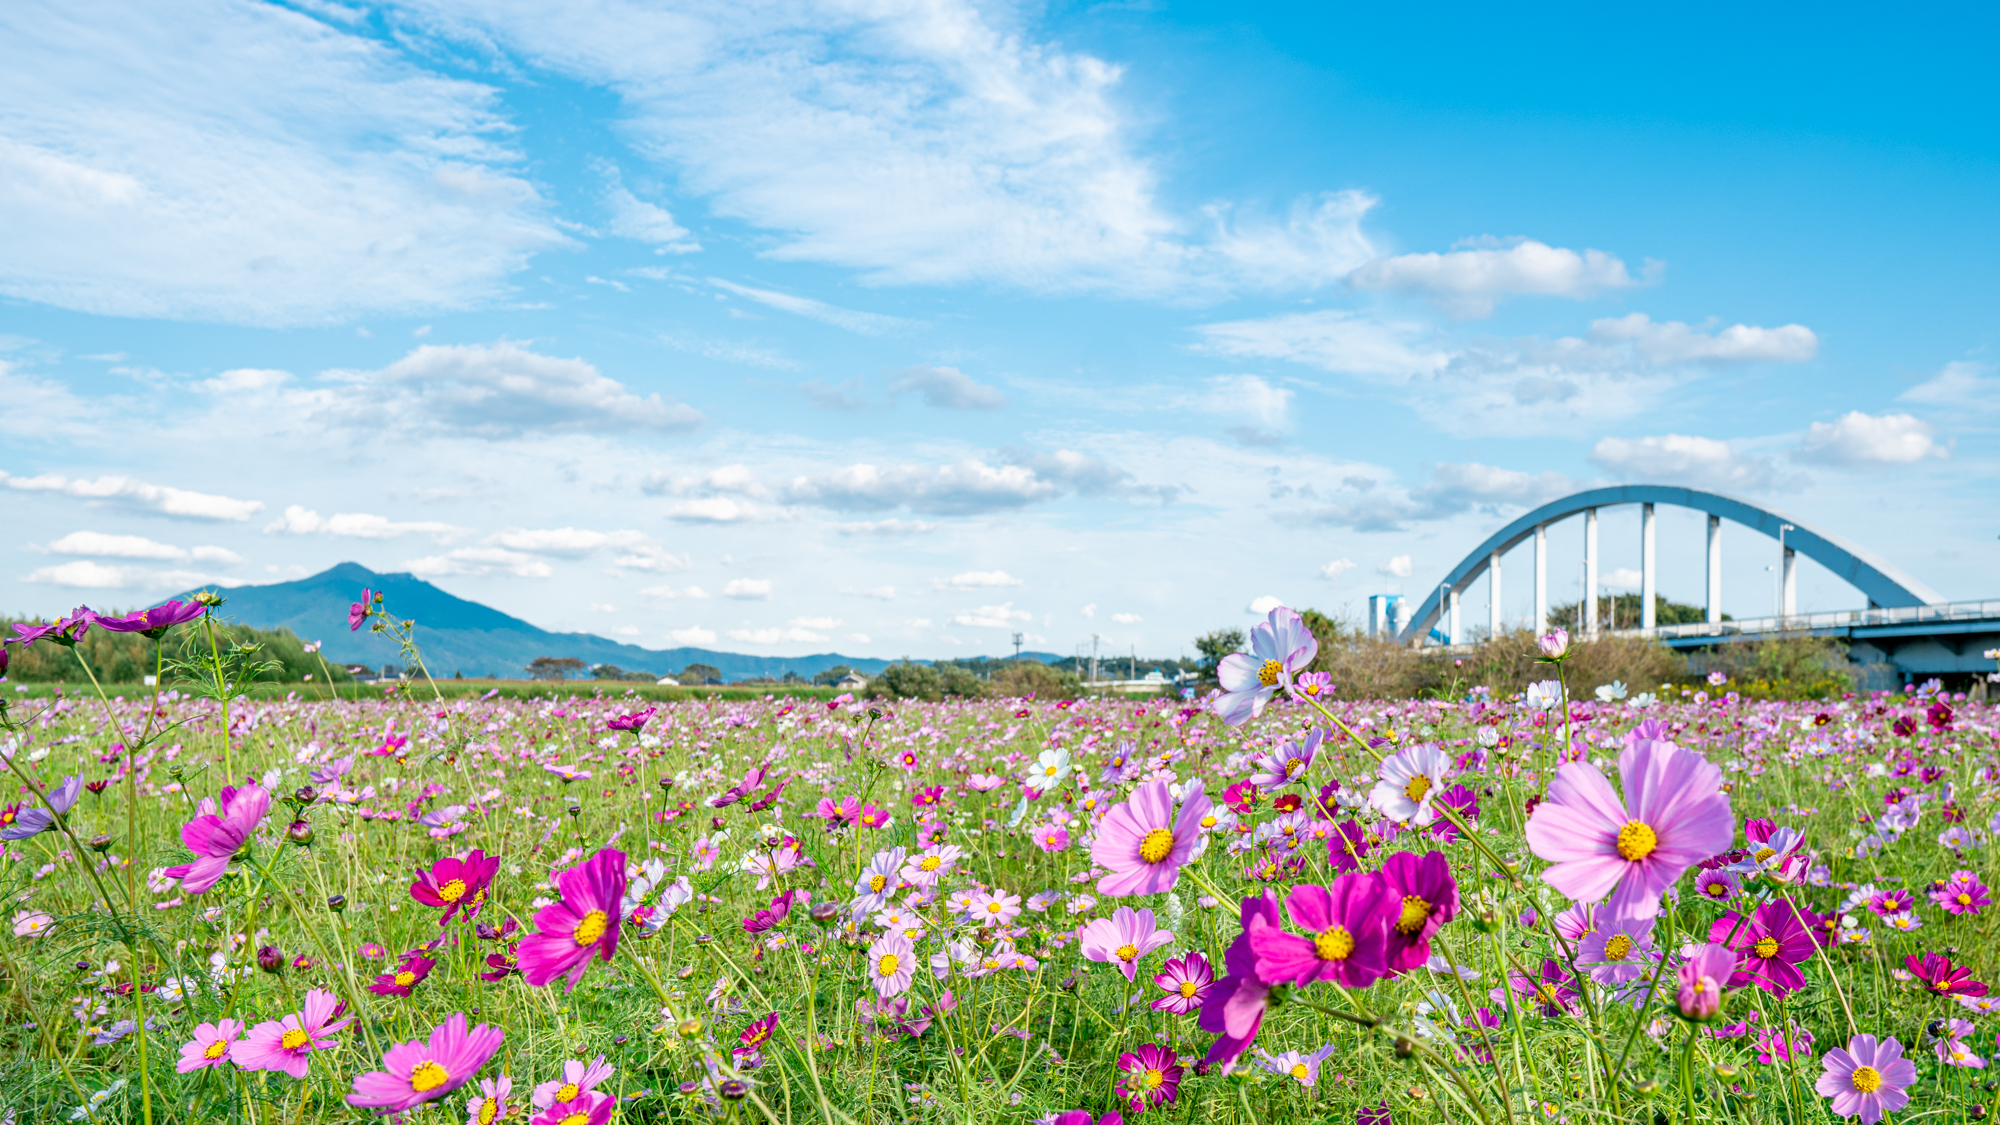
[1389,484,2000,681]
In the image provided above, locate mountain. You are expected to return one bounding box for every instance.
[171,563,898,680]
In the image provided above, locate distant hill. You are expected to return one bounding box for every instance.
[170,563,905,681]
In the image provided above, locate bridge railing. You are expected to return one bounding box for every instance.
[1603,598,2000,641]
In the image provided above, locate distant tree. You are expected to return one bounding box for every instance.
[880,661,944,701]
[1193,628,1246,681]
[591,663,626,681]
[812,664,855,686]
[938,665,988,699]
[527,656,587,681]
[1549,595,1722,633]
[991,660,1081,700]
[680,663,722,685]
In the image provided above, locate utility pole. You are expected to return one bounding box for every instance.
[1012,632,1023,661]
[1091,634,1101,683]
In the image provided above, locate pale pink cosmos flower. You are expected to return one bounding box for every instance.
[970,889,1023,928]
[1524,720,1733,919]
[1091,780,1211,898]
[346,1012,505,1114]
[1079,906,1175,982]
[176,1018,244,1073]
[531,1055,613,1109]
[234,988,353,1078]
[1213,606,1317,726]
[465,1074,512,1125]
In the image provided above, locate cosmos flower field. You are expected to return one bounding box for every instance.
[2,597,1997,1125]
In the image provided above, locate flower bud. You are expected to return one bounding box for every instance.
[719,1080,748,1101]
[86,833,113,852]
[286,820,314,846]
[326,894,347,913]
[809,902,840,924]
[676,964,697,980]
[1059,975,1078,993]
[658,777,675,792]
[1538,628,1570,660]
[294,785,319,804]
[256,945,284,974]
[677,1081,700,1096]
[677,1018,704,1038]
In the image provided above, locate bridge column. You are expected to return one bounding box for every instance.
[1584,507,1599,637]
[1448,587,1461,644]
[1781,546,1797,619]
[1706,514,1723,624]
[1489,549,1503,638]
[1641,502,1657,630]
[1534,522,1548,631]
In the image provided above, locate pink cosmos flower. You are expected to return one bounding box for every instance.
[1710,901,1814,996]
[234,989,351,1077]
[1675,943,1738,1021]
[1113,1043,1182,1112]
[1259,1044,1338,1087]
[369,955,436,998]
[176,1018,244,1073]
[517,848,626,991]
[1379,850,1459,973]
[1815,1034,1916,1123]
[531,1097,613,1125]
[1935,870,1991,916]
[1079,906,1176,982]
[1577,909,1656,987]
[1523,721,1733,919]
[464,1075,512,1125]
[93,599,206,640]
[347,1012,505,1114]
[815,796,860,824]
[898,844,965,888]
[868,932,916,997]
[1248,873,1398,988]
[1252,729,1325,789]
[969,889,1023,928]
[349,589,373,631]
[411,850,500,926]
[1199,892,1283,1074]
[1932,1019,1984,1067]
[1091,779,1211,898]
[1213,605,1317,726]
[1151,950,1214,1014]
[531,1055,613,1109]
[163,783,272,895]
[1034,823,1071,853]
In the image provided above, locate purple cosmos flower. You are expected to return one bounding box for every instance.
[1114,1043,1183,1112]
[1249,872,1397,988]
[465,1075,513,1125]
[346,1012,504,1114]
[1091,779,1211,897]
[1577,909,1656,988]
[606,707,656,732]
[1368,745,1454,826]
[531,1097,612,1125]
[8,607,94,648]
[1815,1035,1916,1124]
[163,782,271,893]
[1523,720,1734,919]
[176,1018,244,1073]
[234,988,352,1077]
[1756,1021,1815,1064]
[1259,1044,1337,1087]
[1932,1018,1984,1067]
[368,955,436,998]
[1710,901,1814,996]
[1379,850,1460,974]
[1079,906,1175,982]
[1200,892,1283,1074]
[1253,729,1325,789]
[1427,784,1480,842]
[517,848,626,991]
[1151,950,1214,1014]
[349,589,373,632]
[1692,867,1743,903]
[898,844,965,888]
[1868,888,1915,916]
[1934,869,1990,915]
[1327,819,1372,875]
[1676,943,1739,1021]
[970,889,1023,928]
[531,1055,614,1109]
[1213,605,1317,726]
[1289,670,1335,704]
[93,599,206,640]
[0,775,82,841]
[1508,958,1579,1018]
[1358,1103,1394,1125]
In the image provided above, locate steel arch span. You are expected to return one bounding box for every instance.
[1395,484,1945,643]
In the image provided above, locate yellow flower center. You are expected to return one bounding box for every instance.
[1706,880,1728,896]
[556,1082,580,1102]
[876,953,901,977]
[559,1115,589,1125]
[919,856,942,871]
[987,902,1002,914]
[1145,1068,1165,1089]
[1850,1065,1882,1093]
[1179,981,1199,998]
[1314,926,1355,961]
[280,1028,311,1050]
[1139,828,1176,864]
[1291,1063,1310,1080]
[394,971,416,987]
[1257,659,1283,686]
[1200,814,1217,828]
[1604,934,1633,961]
[1959,893,1974,905]
[1286,758,1303,775]
[437,878,467,902]
[572,909,610,946]
[1754,846,1776,862]
[1615,820,1658,861]
[1753,936,1779,959]
[1396,895,1430,934]
[1403,775,1431,804]
[203,1039,230,1060]
[1305,683,1323,697]
[1115,943,1139,962]
[409,1060,449,1092]
[479,1100,501,1125]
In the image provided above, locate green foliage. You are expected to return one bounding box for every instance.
[1549,593,1724,631]
[680,662,723,684]
[990,660,1082,700]
[1192,627,1245,680]
[812,664,855,686]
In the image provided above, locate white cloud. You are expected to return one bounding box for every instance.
[722,578,773,600]
[790,616,841,629]
[947,570,1022,588]
[1111,612,1142,624]
[1205,191,1378,290]
[1589,313,1817,364]
[1193,310,1449,378]
[1247,595,1286,614]
[0,363,95,439]
[598,160,699,253]
[331,341,703,436]
[488,527,650,556]
[1901,361,2000,410]
[1081,603,1096,618]
[904,617,934,629]
[669,625,716,645]
[404,546,552,578]
[727,626,827,644]
[40,531,187,561]
[24,560,243,590]
[710,279,911,335]
[607,546,693,573]
[785,459,1058,515]
[849,633,872,643]
[1795,411,1947,467]
[1307,462,1575,531]
[1378,556,1414,579]
[1321,558,1356,581]
[0,0,564,326]
[953,602,1032,628]
[1603,567,1644,589]
[890,365,1006,410]
[845,586,897,600]
[664,498,762,523]
[611,624,641,636]
[588,603,619,612]
[1,470,263,520]
[1204,374,1294,446]
[833,519,938,535]
[266,504,465,544]
[643,464,771,499]
[640,583,709,599]
[1351,238,1654,317]
[1590,434,1786,492]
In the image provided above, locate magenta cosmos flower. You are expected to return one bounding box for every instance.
[1213,605,1318,726]
[1710,901,1814,996]
[517,848,626,991]
[1816,1035,1916,1124]
[1091,779,1212,898]
[1249,872,1398,988]
[1080,906,1176,982]
[235,988,352,1077]
[532,1055,614,1109]
[93,599,207,640]
[1523,722,1732,919]
[349,589,374,631]
[176,1018,244,1073]
[347,1012,504,1114]
[1151,950,1214,1014]
[465,1076,513,1125]
[1200,892,1283,1074]
[1114,1043,1183,1112]
[164,782,272,894]
[410,849,500,926]
[531,1097,614,1125]
[1379,850,1460,973]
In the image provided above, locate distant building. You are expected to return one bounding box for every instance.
[655,675,681,686]
[835,672,869,690]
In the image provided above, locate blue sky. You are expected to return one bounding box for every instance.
[4,0,1995,660]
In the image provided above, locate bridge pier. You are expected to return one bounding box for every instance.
[1448,587,1461,644]
[1641,502,1657,630]
[1782,546,1797,620]
[1489,549,1502,638]
[1706,514,1723,624]
[1584,507,1599,637]
[1534,523,1548,632]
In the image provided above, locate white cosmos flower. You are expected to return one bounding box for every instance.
[1033,748,1072,787]
[1525,680,1563,710]
[1368,745,1454,826]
